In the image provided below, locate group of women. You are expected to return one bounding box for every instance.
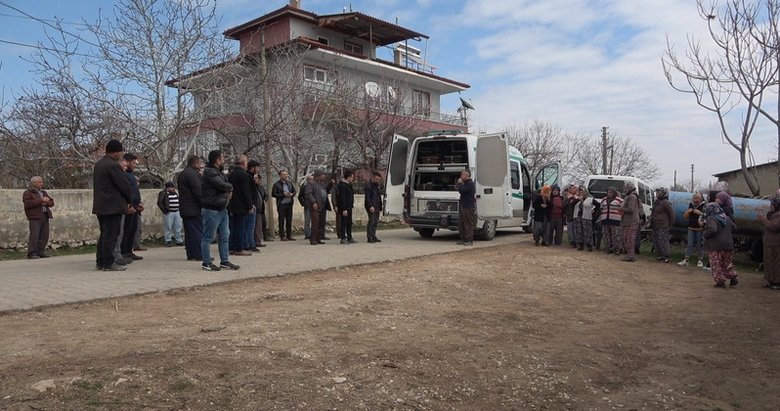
[531,182,780,290]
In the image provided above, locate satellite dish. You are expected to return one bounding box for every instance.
[365,81,381,98]
[459,97,475,110]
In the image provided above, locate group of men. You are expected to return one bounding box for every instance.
[87,139,386,272]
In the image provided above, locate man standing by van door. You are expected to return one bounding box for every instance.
[456,169,477,246]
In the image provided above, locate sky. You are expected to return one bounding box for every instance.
[1,0,778,188]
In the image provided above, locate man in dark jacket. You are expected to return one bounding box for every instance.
[336,170,357,244]
[245,159,262,250]
[227,155,255,256]
[120,153,144,261]
[272,170,296,241]
[298,175,313,239]
[364,171,383,243]
[22,176,55,259]
[178,155,203,261]
[456,169,477,246]
[304,170,327,245]
[200,150,238,271]
[92,139,132,271]
[250,163,268,249]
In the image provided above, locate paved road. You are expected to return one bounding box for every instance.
[0,228,527,312]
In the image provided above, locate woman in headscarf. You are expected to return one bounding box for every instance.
[650,187,675,263]
[574,186,600,251]
[620,182,641,262]
[598,187,623,254]
[532,185,552,246]
[563,184,581,247]
[758,196,780,289]
[548,185,565,246]
[703,202,738,288]
[715,191,734,220]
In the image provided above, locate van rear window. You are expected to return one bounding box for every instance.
[588,179,625,199]
[416,140,468,165]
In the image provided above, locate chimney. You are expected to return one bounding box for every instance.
[289,0,300,8]
[394,48,402,65]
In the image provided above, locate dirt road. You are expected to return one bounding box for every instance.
[1,241,778,410]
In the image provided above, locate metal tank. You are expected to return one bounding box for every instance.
[668,191,771,237]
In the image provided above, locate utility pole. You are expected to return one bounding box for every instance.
[690,164,695,192]
[601,126,609,174]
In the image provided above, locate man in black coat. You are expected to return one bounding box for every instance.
[271,170,296,241]
[248,160,267,249]
[92,139,132,271]
[178,155,203,261]
[336,170,357,244]
[228,155,255,255]
[121,153,144,261]
[200,150,238,271]
[364,171,383,243]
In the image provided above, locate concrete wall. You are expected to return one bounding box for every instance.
[717,164,779,197]
[0,189,396,249]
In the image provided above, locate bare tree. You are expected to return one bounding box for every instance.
[663,0,780,195]
[505,120,579,182]
[0,26,125,188]
[568,134,660,182]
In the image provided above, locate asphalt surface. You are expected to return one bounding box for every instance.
[0,228,527,312]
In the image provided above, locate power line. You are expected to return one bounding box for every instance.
[0,1,100,48]
[0,11,88,27]
[0,38,92,58]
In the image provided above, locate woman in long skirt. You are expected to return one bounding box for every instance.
[758,196,780,289]
[703,203,738,288]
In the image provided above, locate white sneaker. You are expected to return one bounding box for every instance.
[696,260,704,268]
[677,259,689,266]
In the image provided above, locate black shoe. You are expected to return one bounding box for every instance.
[115,257,132,265]
[103,263,127,271]
[202,262,221,271]
[249,247,261,252]
[373,238,381,243]
[348,239,358,244]
[340,239,349,244]
[125,253,143,261]
[729,278,739,288]
[258,244,267,248]
[367,239,376,243]
[220,261,240,270]
[316,240,325,244]
[714,282,726,288]
[38,254,50,258]
[463,241,474,246]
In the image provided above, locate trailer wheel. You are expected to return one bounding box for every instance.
[417,228,435,238]
[478,220,497,241]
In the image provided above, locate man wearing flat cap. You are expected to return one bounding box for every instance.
[92,139,132,271]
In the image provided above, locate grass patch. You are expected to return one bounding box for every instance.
[0,237,170,261]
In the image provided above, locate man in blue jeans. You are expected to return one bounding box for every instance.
[200,150,239,271]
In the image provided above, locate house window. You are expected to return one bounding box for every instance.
[412,89,431,117]
[304,65,330,84]
[317,36,329,46]
[344,40,363,54]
